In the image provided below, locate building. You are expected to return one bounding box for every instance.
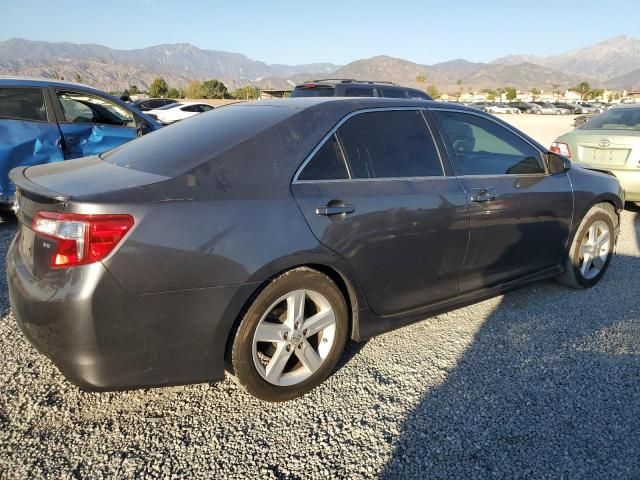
[260,89,292,100]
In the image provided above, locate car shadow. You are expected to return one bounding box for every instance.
[380,211,640,478]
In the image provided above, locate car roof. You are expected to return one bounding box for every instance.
[0,76,105,92]
[244,97,454,111]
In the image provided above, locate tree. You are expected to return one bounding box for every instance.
[571,81,591,100]
[505,87,517,101]
[167,87,181,99]
[588,88,604,100]
[74,73,83,83]
[482,88,498,100]
[128,85,140,95]
[184,80,204,99]
[416,75,427,84]
[426,85,439,99]
[233,86,260,100]
[149,77,169,98]
[201,79,228,99]
[530,88,541,101]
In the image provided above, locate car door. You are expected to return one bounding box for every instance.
[51,88,138,159]
[429,108,573,293]
[291,108,469,317]
[0,86,64,201]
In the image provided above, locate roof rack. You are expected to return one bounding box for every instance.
[305,78,398,85]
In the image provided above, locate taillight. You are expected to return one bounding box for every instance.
[33,212,134,267]
[550,142,571,158]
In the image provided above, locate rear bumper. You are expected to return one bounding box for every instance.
[7,237,257,390]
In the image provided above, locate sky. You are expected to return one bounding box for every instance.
[2,0,639,66]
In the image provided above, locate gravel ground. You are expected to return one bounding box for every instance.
[1,206,639,480]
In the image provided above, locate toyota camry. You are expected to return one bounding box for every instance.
[8,98,624,401]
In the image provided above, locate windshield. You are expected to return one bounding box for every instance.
[580,108,640,131]
[291,86,334,98]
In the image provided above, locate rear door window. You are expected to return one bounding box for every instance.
[380,89,407,99]
[57,90,134,127]
[343,87,375,97]
[298,134,349,181]
[0,87,48,122]
[432,110,545,175]
[291,86,335,97]
[338,110,443,178]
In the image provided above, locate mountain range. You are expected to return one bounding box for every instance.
[1,36,639,93]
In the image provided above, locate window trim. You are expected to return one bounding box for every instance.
[428,107,550,177]
[0,86,53,124]
[292,107,447,183]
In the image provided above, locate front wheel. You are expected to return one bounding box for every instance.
[230,268,349,401]
[555,204,617,289]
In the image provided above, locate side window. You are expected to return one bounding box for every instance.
[338,110,443,178]
[0,87,48,122]
[343,87,374,97]
[201,105,214,112]
[432,111,545,175]
[380,89,407,99]
[298,134,349,181]
[57,91,134,127]
[182,105,199,112]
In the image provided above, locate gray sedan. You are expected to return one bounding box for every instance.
[8,98,623,401]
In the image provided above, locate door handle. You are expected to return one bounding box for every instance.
[469,188,496,203]
[315,204,355,216]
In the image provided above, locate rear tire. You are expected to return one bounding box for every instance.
[230,268,348,401]
[555,204,617,289]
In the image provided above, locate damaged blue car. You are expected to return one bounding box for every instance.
[0,78,160,207]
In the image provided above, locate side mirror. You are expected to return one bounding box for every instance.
[546,152,571,174]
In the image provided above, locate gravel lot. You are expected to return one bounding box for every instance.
[0,117,639,479]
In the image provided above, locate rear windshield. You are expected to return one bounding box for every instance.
[102,104,298,176]
[580,108,640,131]
[291,86,335,97]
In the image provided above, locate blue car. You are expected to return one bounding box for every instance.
[0,77,161,207]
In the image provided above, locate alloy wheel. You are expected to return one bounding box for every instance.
[252,289,336,386]
[578,220,611,280]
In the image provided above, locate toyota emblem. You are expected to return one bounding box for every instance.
[599,139,611,148]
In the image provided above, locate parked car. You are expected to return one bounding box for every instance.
[553,102,582,114]
[132,97,179,111]
[533,103,570,115]
[290,79,431,100]
[486,104,518,114]
[0,77,160,208]
[576,102,604,114]
[509,102,538,114]
[9,98,623,401]
[552,104,640,203]
[146,102,214,124]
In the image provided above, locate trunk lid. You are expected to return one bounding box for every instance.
[10,156,168,278]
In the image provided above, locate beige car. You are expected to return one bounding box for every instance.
[552,105,640,202]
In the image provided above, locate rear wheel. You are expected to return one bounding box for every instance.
[555,204,617,288]
[230,269,348,401]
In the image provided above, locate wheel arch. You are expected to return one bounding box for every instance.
[223,261,365,373]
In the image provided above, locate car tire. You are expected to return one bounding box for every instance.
[536,110,541,115]
[230,268,349,401]
[555,203,617,289]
